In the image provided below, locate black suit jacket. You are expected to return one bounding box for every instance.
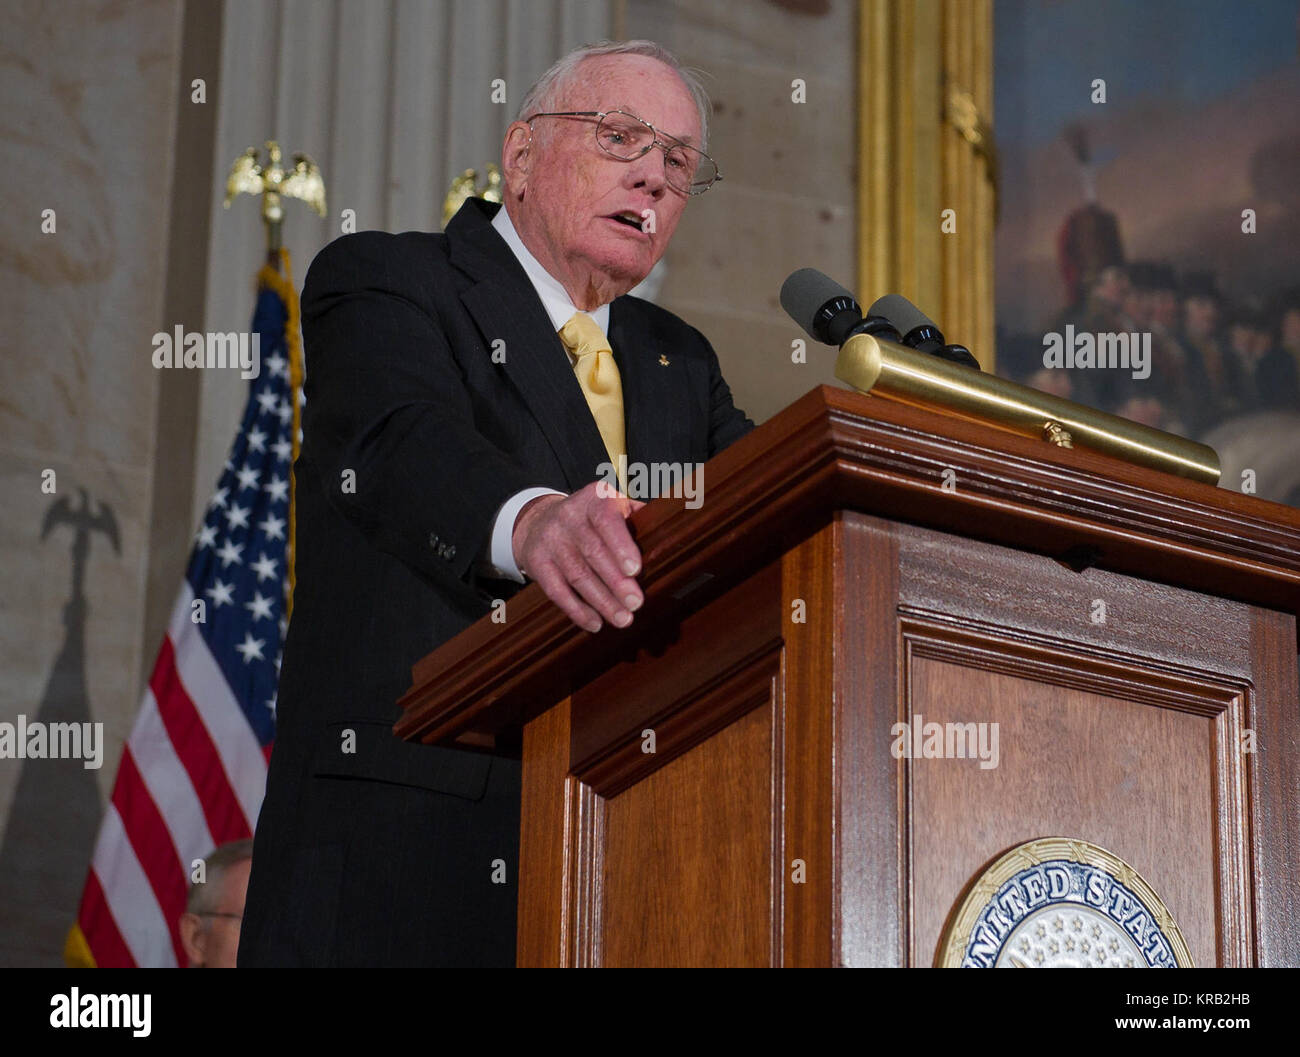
[239,198,753,966]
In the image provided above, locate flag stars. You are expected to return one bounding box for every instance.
[247,427,267,453]
[275,400,293,425]
[258,513,286,541]
[208,486,229,510]
[215,540,244,568]
[235,464,260,492]
[205,579,235,607]
[256,389,279,415]
[266,693,277,716]
[250,552,279,583]
[234,632,266,664]
[244,591,275,622]
[224,503,251,530]
[265,352,288,379]
[195,524,218,549]
[271,438,292,463]
[264,475,289,503]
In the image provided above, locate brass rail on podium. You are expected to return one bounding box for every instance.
[835,333,1221,484]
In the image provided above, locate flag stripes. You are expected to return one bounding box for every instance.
[72,256,300,966]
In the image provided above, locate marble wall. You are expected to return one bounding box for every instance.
[0,0,184,964]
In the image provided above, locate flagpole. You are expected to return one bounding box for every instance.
[223,139,324,618]
[253,251,306,618]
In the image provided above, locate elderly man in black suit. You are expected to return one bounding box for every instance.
[239,40,752,966]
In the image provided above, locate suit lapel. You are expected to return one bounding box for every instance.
[447,201,610,490]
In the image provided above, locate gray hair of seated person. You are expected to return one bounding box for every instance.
[185,838,254,915]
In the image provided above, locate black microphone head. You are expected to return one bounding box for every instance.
[867,293,936,337]
[780,268,861,345]
[934,343,981,370]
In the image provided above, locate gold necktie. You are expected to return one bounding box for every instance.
[558,312,626,486]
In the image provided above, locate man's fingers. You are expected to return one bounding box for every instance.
[576,523,643,613]
[560,545,634,628]
[516,481,648,634]
[588,496,642,578]
[530,562,603,633]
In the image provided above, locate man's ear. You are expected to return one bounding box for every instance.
[179,912,207,968]
[501,122,533,197]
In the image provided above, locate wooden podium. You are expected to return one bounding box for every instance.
[396,386,1300,967]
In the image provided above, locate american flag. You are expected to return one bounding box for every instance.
[68,256,301,967]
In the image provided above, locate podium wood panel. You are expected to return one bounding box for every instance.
[909,662,1223,966]
[602,704,774,966]
[401,388,1300,967]
[884,513,1268,966]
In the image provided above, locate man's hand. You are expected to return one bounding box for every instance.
[512,482,645,633]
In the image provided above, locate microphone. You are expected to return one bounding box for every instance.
[867,294,981,370]
[780,268,901,347]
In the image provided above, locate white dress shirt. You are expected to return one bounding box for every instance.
[482,206,612,582]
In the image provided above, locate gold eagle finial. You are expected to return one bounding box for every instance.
[224,140,327,251]
[442,162,503,227]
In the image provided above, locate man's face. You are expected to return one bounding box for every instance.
[1116,395,1165,428]
[1281,308,1300,351]
[1027,366,1072,400]
[1151,289,1178,330]
[1184,296,1217,339]
[1229,324,1260,364]
[505,55,702,304]
[1095,268,1128,308]
[1124,288,1149,325]
[179,858,249,968]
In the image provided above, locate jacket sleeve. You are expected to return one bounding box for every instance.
[298,232,535,593]
[703,335,755,457]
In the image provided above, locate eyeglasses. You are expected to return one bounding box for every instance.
[524,109,721,196]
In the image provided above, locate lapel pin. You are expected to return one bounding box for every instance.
[658,354,670,366]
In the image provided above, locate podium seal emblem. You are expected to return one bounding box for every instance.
[937,837,1194,967]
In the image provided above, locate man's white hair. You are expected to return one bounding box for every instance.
[186,838,253,916]
[517,40,711,149]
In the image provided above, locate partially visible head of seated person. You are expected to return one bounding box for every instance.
[179,839,253,967]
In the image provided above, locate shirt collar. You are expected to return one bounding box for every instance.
[491,205,610,337]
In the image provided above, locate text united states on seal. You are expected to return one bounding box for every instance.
[938,837,1194,968]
